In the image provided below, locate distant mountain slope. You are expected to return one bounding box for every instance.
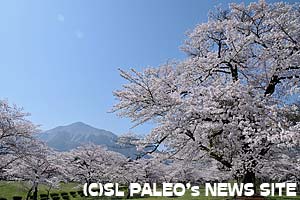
[38,122,137,158]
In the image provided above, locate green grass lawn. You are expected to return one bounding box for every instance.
[0,181,80,200]
[0,181,299,200]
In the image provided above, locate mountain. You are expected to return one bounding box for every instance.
[38,122,137,158]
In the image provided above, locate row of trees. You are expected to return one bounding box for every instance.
[1,97,299,199]
[0,100,227,199]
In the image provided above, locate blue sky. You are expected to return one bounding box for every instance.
[0,0,297,134]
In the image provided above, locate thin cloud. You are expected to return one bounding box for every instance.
[57,14,65,22]
[75,30,84,39]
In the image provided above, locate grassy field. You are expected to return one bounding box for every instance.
[0,181,80,200]
[0,181,299,200]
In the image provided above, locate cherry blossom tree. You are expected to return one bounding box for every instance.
[63,143,127,185]
[113,0,300,187]
[134,156,169,184]
[5,141,65,200]
[0,100,38,175]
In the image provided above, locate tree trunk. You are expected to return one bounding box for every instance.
[126,185,131,199]
[33,183,38,200]
[243,171,256,194]
[46,185,52,200]
[26,186,34,200]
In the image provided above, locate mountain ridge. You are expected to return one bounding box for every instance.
[38,122,137,158]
